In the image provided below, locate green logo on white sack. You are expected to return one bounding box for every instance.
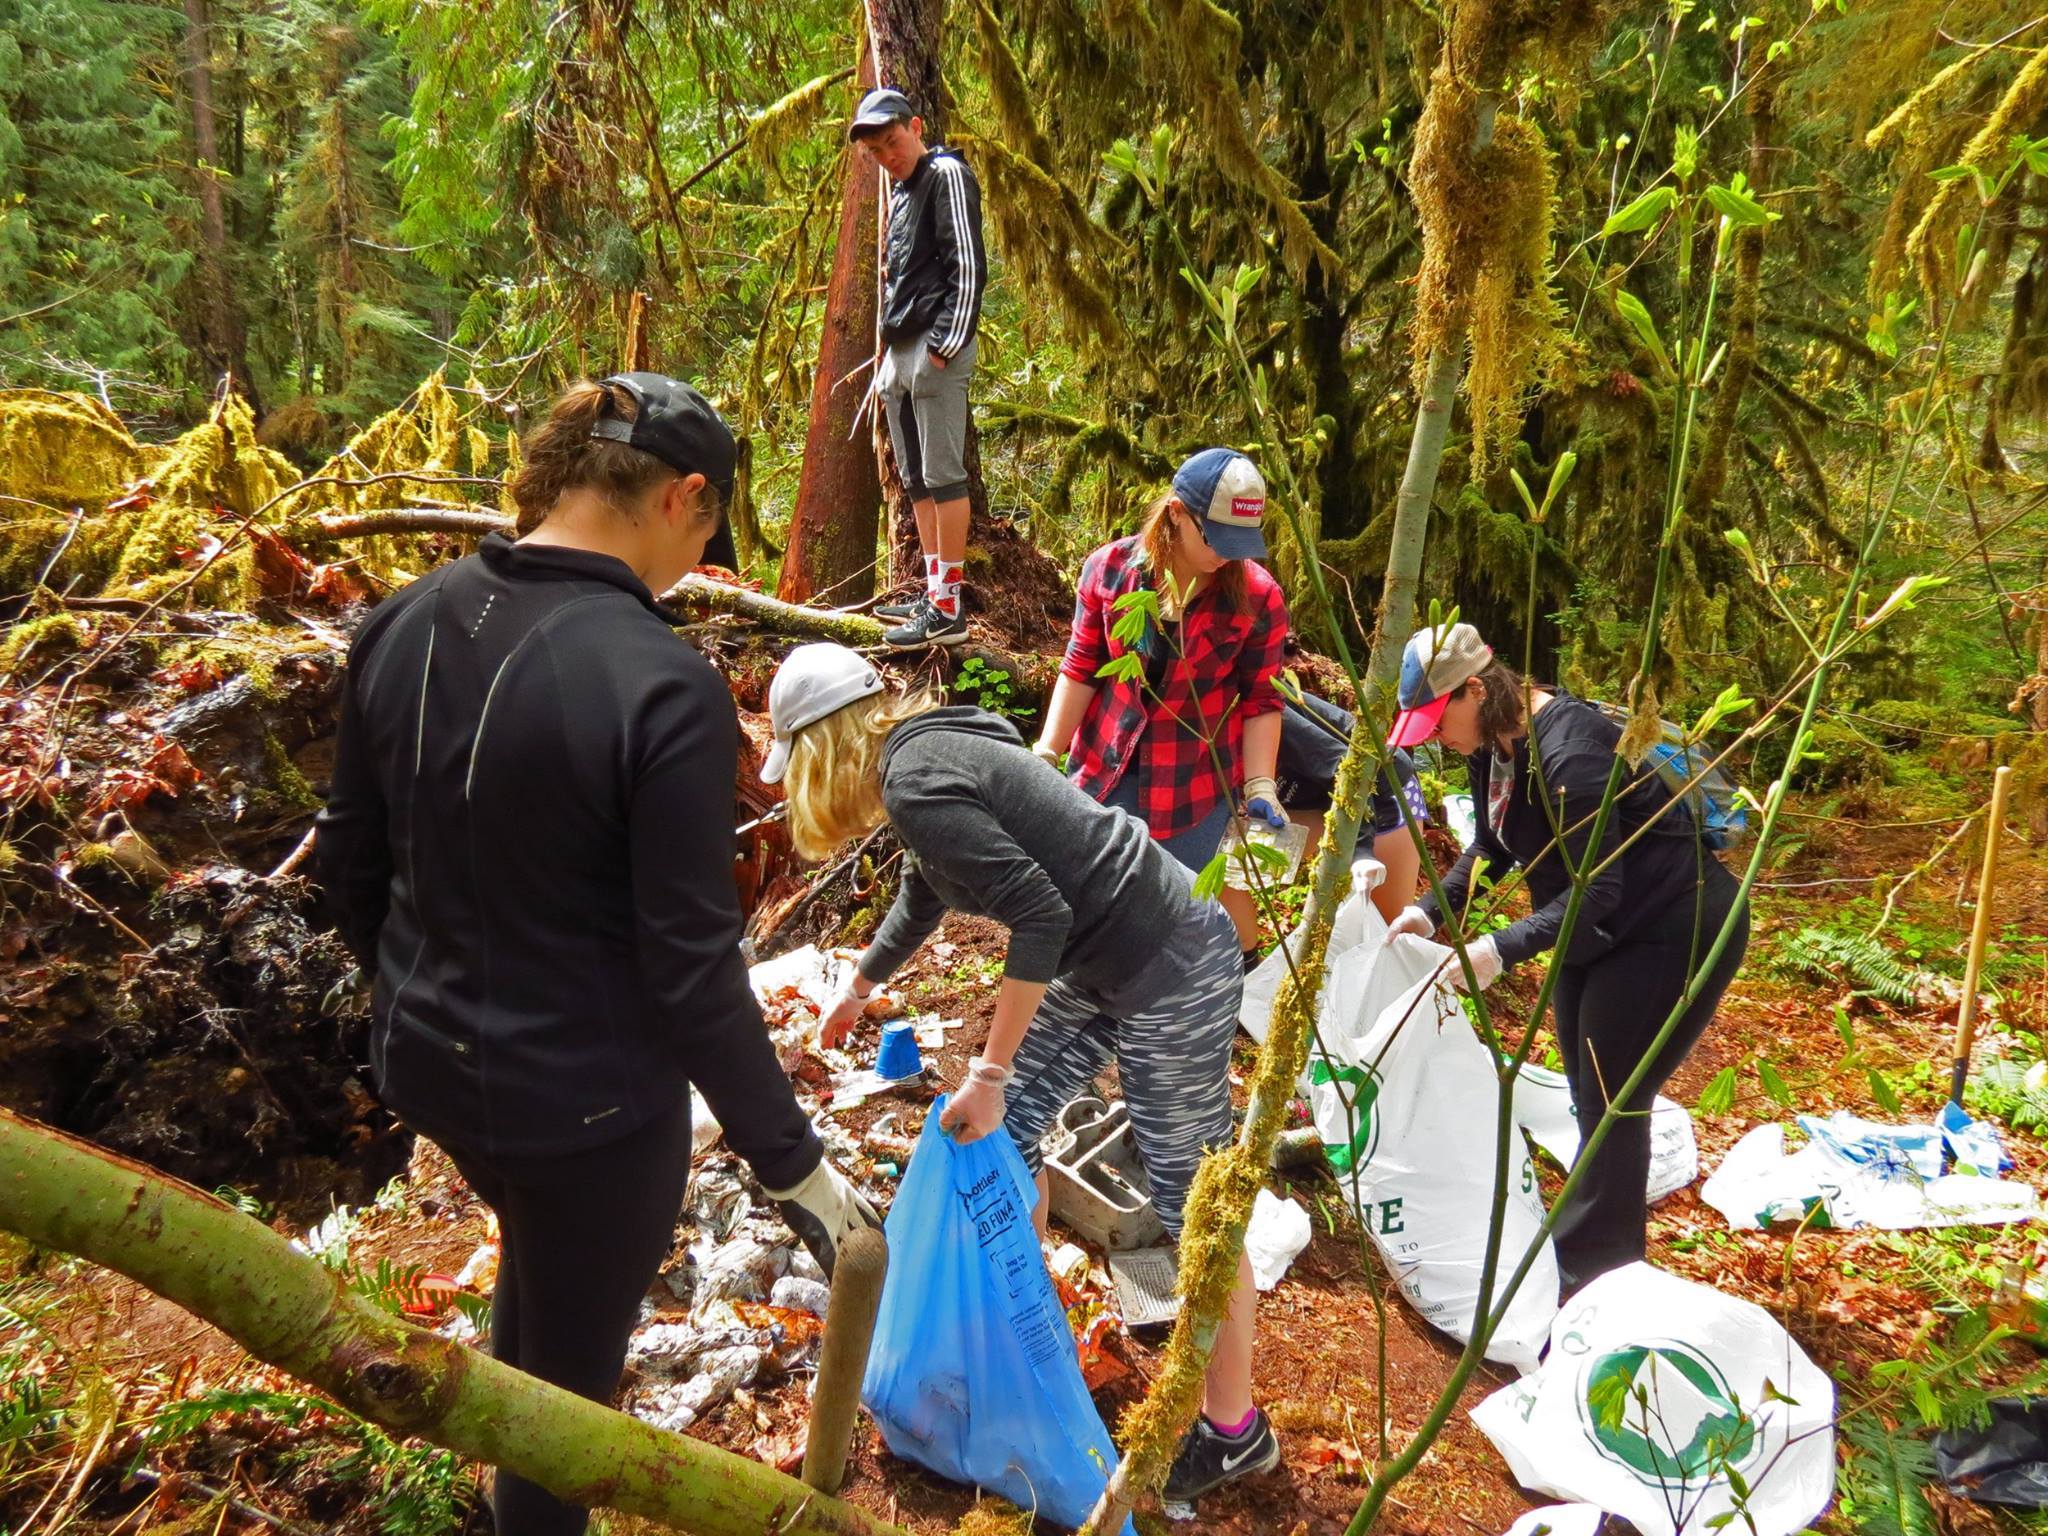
[1308,1059,1379,1172]
[1577,1342,1756,1485]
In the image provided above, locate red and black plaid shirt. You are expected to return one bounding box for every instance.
[1060,536,1289,837]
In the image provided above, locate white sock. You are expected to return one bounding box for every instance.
[933,560,964,620]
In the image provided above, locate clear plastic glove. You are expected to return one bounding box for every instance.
[1242,775,1288,831]
[764,1159,882,1280]
[818,978,865,1051]
[1385,905,1435,945]
[1445,935,1504,993]
[939,1057,1012,1144]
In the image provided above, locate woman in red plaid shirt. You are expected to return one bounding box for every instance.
[1032,448,1289,964]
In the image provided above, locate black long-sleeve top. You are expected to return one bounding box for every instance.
[1419,693,1711,969]
[314,532,821,1182]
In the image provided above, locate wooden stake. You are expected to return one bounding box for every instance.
[802,1227,889,1495]
[1949,764,2015,1107]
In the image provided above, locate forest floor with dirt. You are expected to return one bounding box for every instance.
[6,725,2047,1536]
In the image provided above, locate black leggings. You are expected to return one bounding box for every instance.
[1551,861,1748,1292]
[439,1100,692,1536]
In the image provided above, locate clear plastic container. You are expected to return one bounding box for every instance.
[1221,815,1309,890]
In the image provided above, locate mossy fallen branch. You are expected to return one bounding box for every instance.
[0,1108,906,1536]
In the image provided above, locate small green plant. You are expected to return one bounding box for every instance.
[952,657,1031,720]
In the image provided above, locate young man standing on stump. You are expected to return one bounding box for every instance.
[849,87,985,649]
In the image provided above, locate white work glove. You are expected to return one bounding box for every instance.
[764,1159,881,1280]
[1242,775,1287,831]
[1385,905,1435,944]
[939,1057,1013,1144]
[1445,935,1504,993]
[1031,741,1064,769]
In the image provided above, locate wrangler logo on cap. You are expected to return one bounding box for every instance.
[1229,496,1265,520]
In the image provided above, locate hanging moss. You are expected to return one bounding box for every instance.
[1409,89,1567,473]
[1904,41,2048,303]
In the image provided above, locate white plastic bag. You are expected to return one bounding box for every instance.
[1242,857,1558,1368]
[1315,929,1559,1370]
[1471,1263,1834,1536]
[1701,1123,2041,1232]
[1238,858,1385,1044]
[1244,1188,1312,1291]
[1509,1065,1699,1204]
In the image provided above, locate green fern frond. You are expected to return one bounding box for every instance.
[1841,1415,1940,1536]
[1773,925,1926,1007]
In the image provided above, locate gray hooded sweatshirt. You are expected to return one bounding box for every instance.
[857,706,1195,991]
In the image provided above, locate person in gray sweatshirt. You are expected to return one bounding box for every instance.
[757,642,1281,1502]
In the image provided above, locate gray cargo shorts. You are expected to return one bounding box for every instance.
[878,332,975,502]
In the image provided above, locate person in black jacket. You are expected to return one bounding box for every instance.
[315,375,875,1536]
[848,87,985,650]
[1274,686,1429,924]
[1380,621,1749,1294]
[760,643,1282,1505]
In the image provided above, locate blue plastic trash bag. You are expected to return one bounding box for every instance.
[862,1101,1135,1533]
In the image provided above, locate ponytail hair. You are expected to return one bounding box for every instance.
[509,379,680,535]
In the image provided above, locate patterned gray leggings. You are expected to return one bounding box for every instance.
[1001,897,1242,1236]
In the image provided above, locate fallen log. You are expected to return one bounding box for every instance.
[313,508,512,539]
[668,577,1055,707]
[0,1107,906,1536]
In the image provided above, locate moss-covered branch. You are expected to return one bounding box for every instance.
[0,1108,905,1536]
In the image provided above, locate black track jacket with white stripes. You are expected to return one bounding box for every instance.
[315,532,822,1180]
[880,146,985,358]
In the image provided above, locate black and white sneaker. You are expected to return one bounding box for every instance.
[1161,1409,1280,1502]
[884,597,968,649]
[873,590,923,620]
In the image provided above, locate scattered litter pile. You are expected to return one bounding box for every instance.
[608,943,913,1443]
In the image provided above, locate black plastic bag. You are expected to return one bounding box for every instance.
[1935,1397,2048,1507]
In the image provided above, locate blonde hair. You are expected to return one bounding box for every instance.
[784,687,944,859]
[1138,492,1248,614]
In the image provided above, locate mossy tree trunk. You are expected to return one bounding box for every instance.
[1370,96,1496,685]
[778,37,886,606]
[0,1108,907,1536]
[181,0,256,409]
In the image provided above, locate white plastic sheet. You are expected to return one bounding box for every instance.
[1472,1263,1834,1536]
[1701,1122,2040,1232]
[1244,1188,1312,1291]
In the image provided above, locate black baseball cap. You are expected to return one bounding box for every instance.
[591,373,737,504]
[848,87,916,140]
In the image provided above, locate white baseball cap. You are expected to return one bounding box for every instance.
[760,643,885,785]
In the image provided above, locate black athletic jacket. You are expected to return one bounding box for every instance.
[1419,693,1712,970]
[315,533,822,1183]
[881,147,985,359]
